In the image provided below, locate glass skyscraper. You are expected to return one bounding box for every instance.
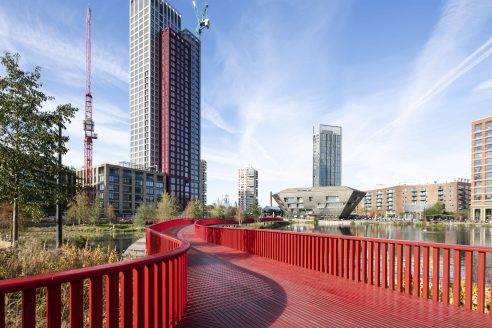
[313,125,342,187]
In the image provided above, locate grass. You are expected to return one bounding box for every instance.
[1,239,120,326]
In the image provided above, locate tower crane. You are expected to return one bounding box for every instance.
[83,6,97,198]
[192,1,210,38]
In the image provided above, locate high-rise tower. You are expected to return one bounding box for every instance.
[471,117,492,221]
[160,27,200,208]
[238,166,258,212]
[129,0,181,169]
[313,124,342,187]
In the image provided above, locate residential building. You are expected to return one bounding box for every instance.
[471,117,492,221]
[199,160,207,210]
[76,162,165,216]
[356,179,471,218]
[160,27,200,208]
[238,166,258,212]
[129,0,181,169]
[273,186,365,220]
[313,124,342,187]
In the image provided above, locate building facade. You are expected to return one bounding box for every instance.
[160,27,200,208]
[76,163,165,216]
[199,160,207,209]
[238,166,258,212]
[356,180,471,218]
[313,125,342,187]
[274,186,365,220]
[129,0,181,169]
[471,117,492,221]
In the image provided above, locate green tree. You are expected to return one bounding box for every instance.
[105,203,116,223]
[209,204,226,218]
[156,193,178,221]
[134,203,156,227]
[245,200,262,222]
[66,193,91,225]
[183,199,202,218]
[88,196,102,225]
[0,53,77,245]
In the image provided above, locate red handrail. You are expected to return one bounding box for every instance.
[195,219,492,314]
[0,219,194,328]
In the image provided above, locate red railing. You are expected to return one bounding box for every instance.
[195,220,492,314]
[0,219,194,328]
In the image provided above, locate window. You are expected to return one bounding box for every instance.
[474,123,483,132]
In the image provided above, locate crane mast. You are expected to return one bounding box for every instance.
[84,6,97,197]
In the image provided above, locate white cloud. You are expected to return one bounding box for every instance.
[474,79,492,91]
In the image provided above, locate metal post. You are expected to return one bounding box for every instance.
[56,124,62,248]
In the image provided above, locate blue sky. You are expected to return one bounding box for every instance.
[1,0,492,206]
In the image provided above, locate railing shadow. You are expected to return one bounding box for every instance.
[178,246,288,328]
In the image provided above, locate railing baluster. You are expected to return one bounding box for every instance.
[106,273,119,328]
[46,285,61,328]
[362,240,367,283]
[70,280,84,328]
[413,245,420,296]
[422,246,430,299]
[22,289,36,328]
[0,292,4,328]
[442,249,450,304]
[432,248,440,302]
[382,243,387,288]
[89,276,103,328]
[119,271,132,328]
[133,267,144,328]
[405,245,411,295]
[477,252,486,313]
[396,244,403,293]
[368,241,374,285]
[145,264,155,327]
[465,251,473,310]
[389,243,395,290]
[375,242,381,287]
[350,240,355,280]
[453,249,461,307]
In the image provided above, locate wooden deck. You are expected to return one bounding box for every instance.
[168,225,490,327]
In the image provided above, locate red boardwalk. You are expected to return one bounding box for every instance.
[171,225,490,328]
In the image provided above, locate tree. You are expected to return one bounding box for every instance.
[156,193,178,221]
[88,196,102,225]
[66,193,91,225]
[209,204,226,219]
[134,203,156,227]
[105,203,116,223]
[236,208,243,225]
[183,199,202,218]
[245,200,262,222]
[0,53,77,245]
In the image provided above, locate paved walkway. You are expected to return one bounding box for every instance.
[168,225,490,327]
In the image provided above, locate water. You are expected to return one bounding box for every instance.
[42,233,142,254]
[279,222,492,247]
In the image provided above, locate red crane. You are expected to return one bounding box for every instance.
[83,6,97,197]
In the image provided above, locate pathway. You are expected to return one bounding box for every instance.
[166,225,490,327]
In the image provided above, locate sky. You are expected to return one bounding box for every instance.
[1,0,492,207]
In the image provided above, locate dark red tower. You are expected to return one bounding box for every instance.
[160,27,199,208]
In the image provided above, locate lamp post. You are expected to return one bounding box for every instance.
[56,124,63,248]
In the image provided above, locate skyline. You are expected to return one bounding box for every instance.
[1,0,492,206]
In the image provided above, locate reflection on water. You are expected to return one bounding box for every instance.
[280,222,492,247]
[42,233,141,254]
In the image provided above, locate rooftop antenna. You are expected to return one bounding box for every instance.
[192,1,210,38]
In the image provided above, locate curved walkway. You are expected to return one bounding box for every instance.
[169,225,490,327]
